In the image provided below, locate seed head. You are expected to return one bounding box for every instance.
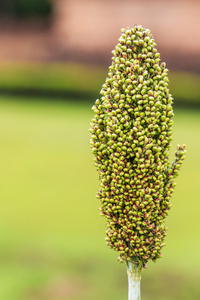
[90,25,186,267]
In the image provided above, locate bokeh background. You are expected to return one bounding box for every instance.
[0,1,199,299]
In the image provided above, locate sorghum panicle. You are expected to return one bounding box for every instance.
[89,25,186,267]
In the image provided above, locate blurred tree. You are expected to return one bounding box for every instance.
[0,0,15,14]
[0,0,52,17]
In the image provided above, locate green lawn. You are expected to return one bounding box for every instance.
[0,96,199,300]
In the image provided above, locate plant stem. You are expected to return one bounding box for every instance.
[126,261,142,300]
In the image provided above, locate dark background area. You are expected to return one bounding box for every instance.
[0,0,52,17]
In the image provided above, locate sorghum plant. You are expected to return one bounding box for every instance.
[89,25,186,300]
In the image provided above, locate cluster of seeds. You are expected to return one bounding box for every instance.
[89,25,186,266]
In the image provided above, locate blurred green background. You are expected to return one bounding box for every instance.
[0,0,200,299]
[0,63,199,300]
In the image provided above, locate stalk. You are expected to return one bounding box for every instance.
[127,261,142,300]
[89,24,186,300]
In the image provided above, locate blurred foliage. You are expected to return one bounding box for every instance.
[0,63,106,100]
[0,63,199,106]
[14,0,52,17]
[0,97,199,299]
[169,72,200,106]
[0,0,52,17]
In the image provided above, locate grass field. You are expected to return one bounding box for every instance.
[0,96,199,300]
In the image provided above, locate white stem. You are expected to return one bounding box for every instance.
[127,261,142,300]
